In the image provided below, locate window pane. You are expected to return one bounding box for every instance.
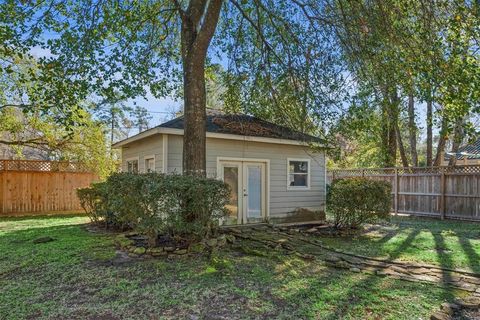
[247,166,262,221]
[223,166,239,224]
[289,161,308,173]
[288,173,308,187]
[127,160,138,173]
[145,158,154,172]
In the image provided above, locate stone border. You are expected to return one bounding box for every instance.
[114,233,236,258]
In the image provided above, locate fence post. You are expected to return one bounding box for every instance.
[394,168,399,215]
[440,169,446,220]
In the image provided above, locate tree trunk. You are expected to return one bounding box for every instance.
[396,122,409,167]
[180,0,223,176]
[433,117,448,166]
[448,118,464,166]
[426,99,433,166]
[407,92,418,166]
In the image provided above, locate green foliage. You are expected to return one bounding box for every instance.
[77,173,230,243]
[327,178,391,229]
[0,106,118,179]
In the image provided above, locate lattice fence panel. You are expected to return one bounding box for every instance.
[0,160,90,173]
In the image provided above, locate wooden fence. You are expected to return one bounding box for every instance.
[327,165,480,221]
[0,160,98,215]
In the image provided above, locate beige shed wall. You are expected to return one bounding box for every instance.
[122,134,326,221]
[121,135,164,173]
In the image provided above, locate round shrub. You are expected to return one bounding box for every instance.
[327,177,392,229]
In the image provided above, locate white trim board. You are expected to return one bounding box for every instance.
[112,127,319,148]
[162,134,168,173]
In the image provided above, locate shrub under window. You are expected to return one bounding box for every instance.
[327,177,391,229]
[77,172,230,245]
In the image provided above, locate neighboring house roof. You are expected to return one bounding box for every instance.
[445,138,480,160]
[113,114,326,148]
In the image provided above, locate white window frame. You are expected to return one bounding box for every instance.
[125,156,139,173]
[287,158,311,190]
[144,155,156,172]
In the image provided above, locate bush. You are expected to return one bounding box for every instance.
[77,182,123,228]
[327,178,391,229]
[77,172,230,245]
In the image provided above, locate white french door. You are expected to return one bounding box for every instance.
[219,161,267,224]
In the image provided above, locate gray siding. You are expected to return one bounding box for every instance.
[121,135,164,173]
[123,134,326,219]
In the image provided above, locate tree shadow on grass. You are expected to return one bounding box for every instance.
[284,228,452,319]
[432,231,457,301]
[458,236,480,274]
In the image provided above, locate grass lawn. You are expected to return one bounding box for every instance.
[0,215,474,320]
[320,216,480,273]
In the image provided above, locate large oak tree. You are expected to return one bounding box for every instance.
[1,0,340,176]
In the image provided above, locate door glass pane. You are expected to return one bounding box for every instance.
[223,166,239,224]
[247,166,262,223]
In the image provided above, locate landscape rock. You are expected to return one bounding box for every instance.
[325,255,341,263]
[148,247,165,256]
[175,249,188,255]
[454,296,480,309]
[206,238,218,247]
[350,267,361,273]
[33,236,55,244]
[133,247,146,255]
[440,302,460,315]
[164,246,176,252]
[189,243,206,253]
[430,311,451,320]
[305,227,317,233]
[217,235,227,247]
[225,235,236,243]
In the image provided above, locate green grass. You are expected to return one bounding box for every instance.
[0,215,469,319]
[320,216,480,273]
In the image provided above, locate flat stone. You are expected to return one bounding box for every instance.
[206,238,218,247]
[164,246,175,252]
[376,270,387,276]
[456,282,476,292]
[455,296,480,309]
[217,236,227,247]
[413,274,439,283]
[133,247,146,255]
[225,235,236,243]
[325,256,341,263]
[390,265,408,274]
[440,302,460,315]
[305,228,317,233]
[462,276,480,285]
[189,243,205,253]
[33,236,55,244]
[430,311,451,320]
[350,267,361,273]
[175,249,188,255]
[229,228,242,234]
[409,267,431,275]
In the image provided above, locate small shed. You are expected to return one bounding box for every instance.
[113,114,327,225]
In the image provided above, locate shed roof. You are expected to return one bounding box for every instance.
[112,114,326,148]
[159,114,324,143]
